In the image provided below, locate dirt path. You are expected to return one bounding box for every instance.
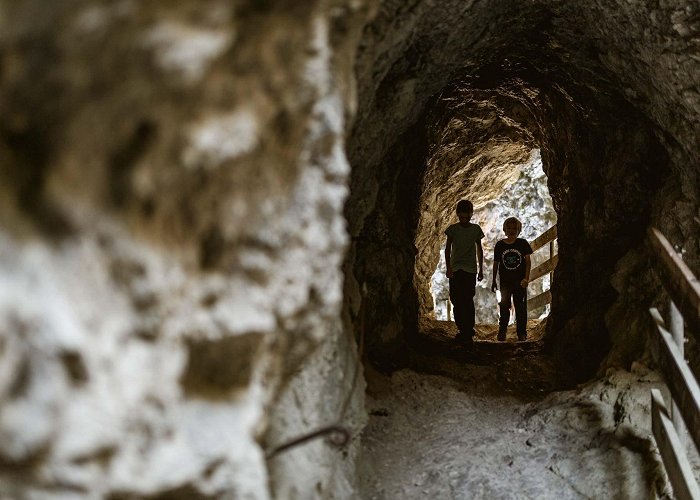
[358,321,669,499]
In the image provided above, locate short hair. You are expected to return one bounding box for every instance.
[503,217,522,234]
[456,200,473,213]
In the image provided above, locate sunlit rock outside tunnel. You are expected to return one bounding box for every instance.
[0,0,699,498]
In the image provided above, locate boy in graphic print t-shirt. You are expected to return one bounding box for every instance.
[491,217,533,342]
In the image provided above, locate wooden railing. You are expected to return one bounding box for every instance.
[527,225,557,311]
[648,227,700,499]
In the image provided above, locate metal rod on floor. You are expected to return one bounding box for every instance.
[266,425,351,459]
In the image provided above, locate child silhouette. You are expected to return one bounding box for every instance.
[491,217,532,341]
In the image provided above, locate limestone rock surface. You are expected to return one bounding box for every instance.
[0,0,373,497]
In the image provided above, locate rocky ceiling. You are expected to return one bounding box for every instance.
[345,0,699,385]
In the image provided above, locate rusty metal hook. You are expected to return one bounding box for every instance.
[266,425,351,459]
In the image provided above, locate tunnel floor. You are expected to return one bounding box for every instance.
[358,320,670,498]
[415,318,556,397]
[418,319,548,356]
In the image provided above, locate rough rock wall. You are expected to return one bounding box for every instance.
[346,0,699,384]
[344,120,427,368]
[537,80,669,383]
[265,322,366,500]
[0,1,372,497]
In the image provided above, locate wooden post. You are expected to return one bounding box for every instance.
[647,227,700,340]
[649,307,700,453]
[529,255,559,282]
[549,240,554,285]
[651,389,700,500]
[523,225,557,313]
[647,229,700,496]
[670,299,686,446]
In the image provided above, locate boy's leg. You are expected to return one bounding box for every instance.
[449,271,467,337]
[450,271,476,341]
[463,271,477,338]
[514,286,527,340]
[498,283,513,341]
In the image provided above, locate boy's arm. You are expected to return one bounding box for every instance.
[521,254,532,288]
[491,259,499,292]
[445,236,453,278]
[491,242,499,291]
[476,240,484,281]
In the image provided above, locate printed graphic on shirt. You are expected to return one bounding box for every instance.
[502,248,523,270]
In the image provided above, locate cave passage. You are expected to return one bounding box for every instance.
[349,41,678,499]
[344,1,699,496]
[1,1,698,498]
[345,4,673,387]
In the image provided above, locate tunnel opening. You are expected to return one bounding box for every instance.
[416,82,559,353]
[346,51,671,387]
[428,148,557,326]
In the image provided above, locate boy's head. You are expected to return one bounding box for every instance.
[503,217,522,238]
[456,200,473,223]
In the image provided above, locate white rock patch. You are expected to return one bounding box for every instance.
[144,21,233,84]
[183,110,260,170]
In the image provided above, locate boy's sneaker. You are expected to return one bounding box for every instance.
[455,332,474,348]
[517,333,527,341]
[497,330,506,342]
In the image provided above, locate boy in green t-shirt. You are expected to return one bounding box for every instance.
[444,200,485,345]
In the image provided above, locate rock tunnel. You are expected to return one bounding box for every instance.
[345,1,688,386]
[0,0,698,498]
